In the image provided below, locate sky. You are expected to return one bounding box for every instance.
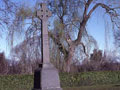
[87,6,114,51]
[0,0,115,58]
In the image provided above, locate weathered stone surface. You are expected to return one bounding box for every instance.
[37,3,52,21]
[37,3,51,64]
[41,63,62,90]
[33,3,62,90]
[42,88,62,90]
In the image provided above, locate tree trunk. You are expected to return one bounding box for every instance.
[64,44,75,72]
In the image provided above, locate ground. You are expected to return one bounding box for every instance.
[0,71,120,90]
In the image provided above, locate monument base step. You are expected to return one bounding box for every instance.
[41,63,62,90]
[32,88,62,90]
[42,88,62,90]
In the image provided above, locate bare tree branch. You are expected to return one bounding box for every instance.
[83,0,93,18]
[79,42,88,57]
[87,3,119,19]
[48,31,69,56]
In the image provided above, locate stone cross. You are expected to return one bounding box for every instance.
[35,3,62,90]
[37,3,52,64]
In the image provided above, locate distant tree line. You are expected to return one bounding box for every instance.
[1,49,120,75]
[0,52,40,75]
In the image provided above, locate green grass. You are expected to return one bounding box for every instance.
[60,71,120,87]
[0,75,33,90]
[64,85,120,90]
[0,71,120,90]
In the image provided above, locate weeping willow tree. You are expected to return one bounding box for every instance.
[9,0,120,72]
[48,0,120,72]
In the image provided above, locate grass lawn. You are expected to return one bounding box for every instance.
[0,75,33,90]
[64,85,120,90]
[60,71,120,87]
[0,71,120,90]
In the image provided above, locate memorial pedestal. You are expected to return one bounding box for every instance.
[41,63,62,90]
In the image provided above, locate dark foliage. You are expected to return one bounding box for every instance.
[78,49,120,72]
[0,52,8,74]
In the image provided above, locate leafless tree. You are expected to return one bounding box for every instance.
[0,0,17,30]
[8,0,120,72]
[47,0,120,72]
